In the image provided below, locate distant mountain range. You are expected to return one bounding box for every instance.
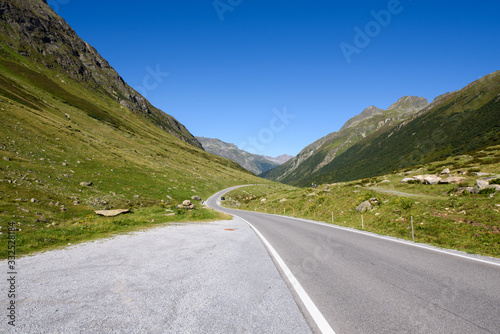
[196,137,293,175]
[262,73,500,186]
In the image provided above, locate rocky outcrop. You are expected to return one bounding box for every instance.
[95,209,130,217]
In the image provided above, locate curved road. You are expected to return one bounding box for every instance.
[207,186,500,334]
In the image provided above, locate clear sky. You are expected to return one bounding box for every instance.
[49,0,500,157]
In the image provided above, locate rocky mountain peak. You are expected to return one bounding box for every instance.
[387,96,429,113]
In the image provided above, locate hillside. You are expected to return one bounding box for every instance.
[0,0,201,148]
[196,137,291,175]
[0,0,267,256]
[261,96,429,184]
[300,71,500,186]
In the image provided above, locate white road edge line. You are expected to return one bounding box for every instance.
[207,191,336,334]
[246,210,500,268]
[236,214,337,334]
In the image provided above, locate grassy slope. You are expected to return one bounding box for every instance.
[224,147,500,257]
[0,45,269,258]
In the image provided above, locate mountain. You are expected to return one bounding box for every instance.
[0,0,202,149]
[0,0,266,247]
[262,154,293,165]
[264,71,500,186]
[196,137,290,175]
[261,96,429,184]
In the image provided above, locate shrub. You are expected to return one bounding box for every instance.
[479,188,496,195]
[490,178,500,185]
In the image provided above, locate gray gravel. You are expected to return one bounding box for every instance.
[1,219,312,334]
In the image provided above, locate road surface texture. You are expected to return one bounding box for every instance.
[1,219,312,333]
[208,186,500,334]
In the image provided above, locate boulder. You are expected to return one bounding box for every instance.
[423,175,442,185]
[261,198,267,202]
[465,187,476,194]
[191,195,201,201]
[476,179,489,189]
[441,168,451,174]
[80,181,93,187]
[279,198,287,202]
[401,178,415,183]
[413,175,425,182]
[178,200,195,210]
[355,201,372,213]
[95,209,130,217]
[440,177,467,184]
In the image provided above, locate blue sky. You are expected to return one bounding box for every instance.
[50,0,500,157]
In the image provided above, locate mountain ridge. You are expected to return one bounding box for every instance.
[196,136,292,175]
[261,95,429,183]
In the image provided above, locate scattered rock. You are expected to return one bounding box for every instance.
[441,168,451,174]
[191,195,201,201]
[95,209,130,217]
[133,195,140,198]
[401,178,415,183]
[279,198,287,202]
[380,180,390,183]
[423,175,442,185]
[166,195,173,200]
[440,177,467,184]
[261,198,267,202]
[178,200,195,210]
[3,157,10,161]
[80,181,93,187]
[414,175,425,182]
[476,179,490,190]
[30,198,39,203]
[355,201,372,213]
[62,162,68,166]
[355,198,379,213]
[165,213,176,217]
[476,173,490,177]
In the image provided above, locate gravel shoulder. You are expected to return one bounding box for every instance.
[1,219,311,334]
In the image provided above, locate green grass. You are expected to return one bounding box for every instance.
[223,152,500,258]
[3,206,231,257]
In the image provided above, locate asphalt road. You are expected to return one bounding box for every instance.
[207,186,500,334]
[1,219,312,333]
